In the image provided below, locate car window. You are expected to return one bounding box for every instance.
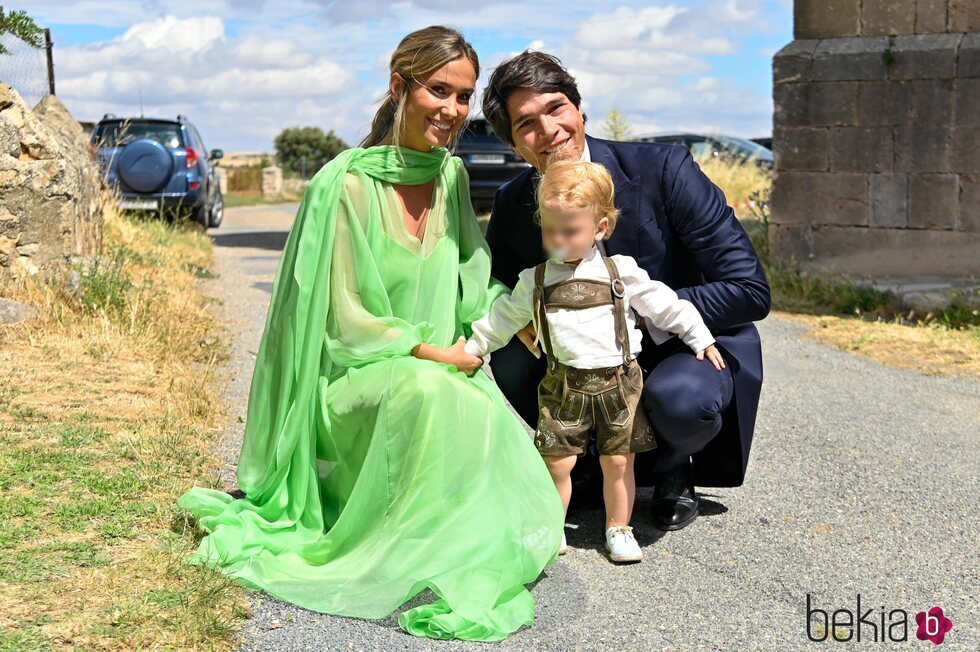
[712,134,773,159]
[191,126,207,152]
[93,121,184,148]
[689,141,714,158]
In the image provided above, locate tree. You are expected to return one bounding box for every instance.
[274,126,349,178]
[600,107,633,141]
[0,6,44,55]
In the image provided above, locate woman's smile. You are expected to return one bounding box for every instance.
[428,115,455,135]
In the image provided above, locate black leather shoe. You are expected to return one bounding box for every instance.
[649,459,699,531]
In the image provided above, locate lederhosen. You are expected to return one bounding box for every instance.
[531,254,657,458]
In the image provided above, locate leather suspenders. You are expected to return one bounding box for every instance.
[532,253,632,372]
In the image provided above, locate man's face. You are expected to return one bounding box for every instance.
[505,88,586,172]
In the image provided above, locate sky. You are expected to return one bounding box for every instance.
[9,0,793,152]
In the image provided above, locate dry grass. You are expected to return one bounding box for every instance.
[0,192,250,649]
[776,311,980,380]
[696,158,979,380]
[693,153,772,218]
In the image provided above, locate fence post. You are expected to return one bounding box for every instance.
[44,28,55,95]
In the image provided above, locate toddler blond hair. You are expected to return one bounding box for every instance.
[534,159,620,238]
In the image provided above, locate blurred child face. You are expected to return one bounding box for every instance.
[538,199,608,263]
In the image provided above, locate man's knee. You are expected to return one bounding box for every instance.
[641,355,733,437]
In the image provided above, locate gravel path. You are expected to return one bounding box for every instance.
[195,204,978,651]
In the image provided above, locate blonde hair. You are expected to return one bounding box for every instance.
[360,25,479,151]
[535,160,620,238]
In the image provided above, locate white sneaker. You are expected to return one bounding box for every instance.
[605,525,643,562]
[559,530,569,555]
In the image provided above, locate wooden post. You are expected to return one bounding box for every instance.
[44,28,55,95]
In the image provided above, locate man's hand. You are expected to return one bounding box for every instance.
[515,321,541,358]
[696,344,725,371]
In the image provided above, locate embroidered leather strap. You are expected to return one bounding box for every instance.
[542,278,612,309]
[600,255,632,366]
[533,262,557,372]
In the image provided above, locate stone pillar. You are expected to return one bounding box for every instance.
[261,165,283,200]
[771,1,980,277]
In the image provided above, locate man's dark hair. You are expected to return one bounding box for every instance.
[481,50,586,146]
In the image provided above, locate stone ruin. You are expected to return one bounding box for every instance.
[0,83,103,284]
[772,1,979,278]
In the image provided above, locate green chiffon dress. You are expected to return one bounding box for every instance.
[176,144,565,642]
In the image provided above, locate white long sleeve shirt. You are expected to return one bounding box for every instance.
[465,243,715,369]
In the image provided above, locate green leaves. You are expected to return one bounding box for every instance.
[0,6,45,54]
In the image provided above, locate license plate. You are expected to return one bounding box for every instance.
[469,154,505,164]
[119,199,158,210]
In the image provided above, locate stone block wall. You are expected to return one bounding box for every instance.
[0,84,103,283]
[771,1,979,276]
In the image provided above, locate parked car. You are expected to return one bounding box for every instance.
[750,136,772,150]
[91,114,225,227]
[455,118,530,213]
[632,132,774,170]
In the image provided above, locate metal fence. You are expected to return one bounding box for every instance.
[0,28,54,108]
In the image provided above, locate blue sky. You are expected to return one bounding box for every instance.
[12,0,793,152]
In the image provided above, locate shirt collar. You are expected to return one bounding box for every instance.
[557,242,602,274]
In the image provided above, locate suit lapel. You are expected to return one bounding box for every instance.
[586,134,640,258]
[515,169,545,265]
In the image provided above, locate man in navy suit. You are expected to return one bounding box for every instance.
[480,51,771,531]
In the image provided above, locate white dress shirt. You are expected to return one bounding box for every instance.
[579,137,675,345]
[465,243,715,369]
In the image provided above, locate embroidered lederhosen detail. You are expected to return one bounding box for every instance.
[532,255,632,372]
[531,253,657,457]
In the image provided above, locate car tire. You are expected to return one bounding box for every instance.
[192,200,210,227]
[208,192,224,228]
[117,139,174,193]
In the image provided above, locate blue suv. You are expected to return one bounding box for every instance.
[91,114,225,227]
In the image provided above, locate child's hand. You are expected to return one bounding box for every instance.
[443,336,485,376]
[516,321,541,358]
[696,344,725,371]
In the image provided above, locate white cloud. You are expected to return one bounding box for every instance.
[51,14,358,150]
[121,15,225,52]
[548,0,775,139]
[31,0,786,149]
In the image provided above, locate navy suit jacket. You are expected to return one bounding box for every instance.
[485,133,771,487]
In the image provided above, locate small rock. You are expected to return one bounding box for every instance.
[0,297,39,324]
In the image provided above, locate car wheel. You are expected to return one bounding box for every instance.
[208,192,224,228]
[192,200,210,227]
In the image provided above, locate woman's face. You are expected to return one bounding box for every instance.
[392,57,476,151]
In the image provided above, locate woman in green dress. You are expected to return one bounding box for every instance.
[175,25,565,642]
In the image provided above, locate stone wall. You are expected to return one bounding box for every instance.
[771,1,979,277]
[0,84,103,282]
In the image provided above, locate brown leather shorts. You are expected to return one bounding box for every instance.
[534,358,657,458]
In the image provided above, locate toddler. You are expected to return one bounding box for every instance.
[464,160,724,563]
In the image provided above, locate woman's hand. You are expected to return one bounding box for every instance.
[696,344,726,371]
[413,337,484,376]
[443,337,485,376]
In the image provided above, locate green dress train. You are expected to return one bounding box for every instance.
[176,144,565,642]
